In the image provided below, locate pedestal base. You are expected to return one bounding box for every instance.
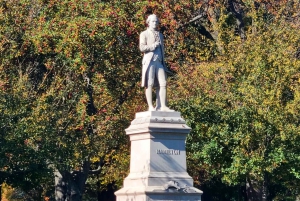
[115,111,202,201]
[115,185,202,201]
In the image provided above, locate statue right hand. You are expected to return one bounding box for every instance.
[154,42,160,48]
[150,42,160,51]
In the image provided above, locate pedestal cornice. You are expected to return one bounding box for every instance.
[126,111,191,135]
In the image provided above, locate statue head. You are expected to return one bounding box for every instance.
[146,14,159,30]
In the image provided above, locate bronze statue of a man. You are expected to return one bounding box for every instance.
[139,14,173,112]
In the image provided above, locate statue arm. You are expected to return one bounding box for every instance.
[140,32,156,53]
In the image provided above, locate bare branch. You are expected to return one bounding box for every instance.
[177,14,205,30]
[176,13,216,41]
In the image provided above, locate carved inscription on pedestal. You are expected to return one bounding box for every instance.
[156,149,180,155]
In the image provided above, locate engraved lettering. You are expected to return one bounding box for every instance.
[156,149,180,155]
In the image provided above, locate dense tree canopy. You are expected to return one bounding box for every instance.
[0,0,143,200]
[1,0,299,201]
[169,1,300,200]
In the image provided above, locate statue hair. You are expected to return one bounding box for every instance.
[146,14,159,25]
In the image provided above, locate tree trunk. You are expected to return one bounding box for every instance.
[246,177,262,201]
[54,160,90,201]
[228,0,246,40]
[246,176,268,201]
[97,183,116,201]
[55,170,67,201]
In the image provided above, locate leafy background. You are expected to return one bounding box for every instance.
[0,0,299,200]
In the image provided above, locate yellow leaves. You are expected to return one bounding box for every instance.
[90,156,100,163]
[173,4,182,11]
[83,137,90,145]
[1,183,14,201]
[170,2,300,188]
[100,146,130,189]
[174,61,235,107]
[77,94,89,112]
[0,5,5,18]
[105,38,116,51]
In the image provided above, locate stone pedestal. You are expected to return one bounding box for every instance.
[115,111,202,201]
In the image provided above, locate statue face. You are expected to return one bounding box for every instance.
[148,16,159,30]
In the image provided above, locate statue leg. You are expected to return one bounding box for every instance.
[155,87,161,110]
[146,87,155,111]
[145,63,156,111]
[159,86,173,111]
[157,64,173,112]
[159,86,167,109]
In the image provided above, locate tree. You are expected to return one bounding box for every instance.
[0,0,221,199]
[1,0,299,200]
[0,0,146,200]
[169,1,300,200]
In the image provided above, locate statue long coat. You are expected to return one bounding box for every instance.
[139,29,167,87]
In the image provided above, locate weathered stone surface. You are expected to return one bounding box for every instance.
[115,111,202,201]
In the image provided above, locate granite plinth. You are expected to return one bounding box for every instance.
[115,111,202,201]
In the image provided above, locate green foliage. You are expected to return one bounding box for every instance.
[0,0,144,199]
[170,1,300,200]
[1,0,300,200]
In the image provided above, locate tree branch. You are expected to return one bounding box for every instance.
[177,13,215,41]
[177,14,205,29]
[228,0,246,40]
